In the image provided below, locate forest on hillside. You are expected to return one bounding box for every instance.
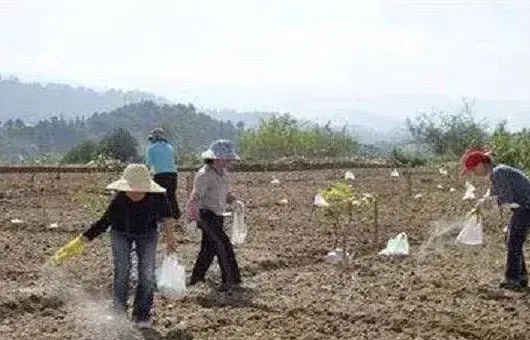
[0,101,239,163]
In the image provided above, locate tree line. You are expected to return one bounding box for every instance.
[61,113,361,166]
[0,101,239,163]
[3,96,529,171]
[401,97,530,172]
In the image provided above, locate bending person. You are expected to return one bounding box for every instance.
[461,148,530,291]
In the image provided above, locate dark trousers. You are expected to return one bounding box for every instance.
[505,208,530,284]
[191,209,241,285]
[153,172,181,219]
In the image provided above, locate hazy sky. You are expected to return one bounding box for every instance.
[1,0,530,116]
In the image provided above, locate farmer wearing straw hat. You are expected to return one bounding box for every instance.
[461,148,530,291]
[186,139,243,292]
[146,128,181,220]
[51,164,177,329]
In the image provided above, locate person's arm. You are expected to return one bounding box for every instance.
[51,194,118,265]
[82,195,119,241]
[225,171,236,204]
[186,172,209,220]
[190,172,209,201]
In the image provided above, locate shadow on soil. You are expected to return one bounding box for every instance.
[190,284,258,309]
[140,328,194,340]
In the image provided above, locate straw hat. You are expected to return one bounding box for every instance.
[201,139,240,160]
[106,164,166,193]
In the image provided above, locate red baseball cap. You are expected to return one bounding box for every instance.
[460,150,490,176]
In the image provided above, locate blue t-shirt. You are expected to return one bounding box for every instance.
[146,141,177,174]
[490,164,530,208]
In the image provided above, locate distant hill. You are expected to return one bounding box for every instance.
[0,101,238,163]
[0,74,170,123]
[0,75,443,162]
[0,75,414,145]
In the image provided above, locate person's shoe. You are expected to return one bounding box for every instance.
[217,282,247,293]
[520,279,528,287]
[499,281,526,292]
[136,321,152,329]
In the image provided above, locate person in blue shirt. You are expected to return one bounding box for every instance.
[461,148,530,291]
[146,128,181,219]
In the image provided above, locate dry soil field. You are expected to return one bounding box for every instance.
[1,168,530,340]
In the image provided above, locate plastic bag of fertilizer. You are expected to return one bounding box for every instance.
[231,200,248,246]
[456,215,484,245]
[156,253,187,297]
[313,193,329,207]
[379,232,409,257]
[462,181,476,200]
[325,248,350,263]
[344,171,355,181]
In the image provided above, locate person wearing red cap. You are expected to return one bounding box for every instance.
[461,148,530,291]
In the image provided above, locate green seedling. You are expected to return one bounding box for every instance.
[317,180,376,265]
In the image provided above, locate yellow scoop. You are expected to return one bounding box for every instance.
[51,235,87,266]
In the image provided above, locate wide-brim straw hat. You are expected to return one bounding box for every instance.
[201,139,240,160]
[106,164,166,193]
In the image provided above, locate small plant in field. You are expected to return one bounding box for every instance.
[317,180,377,263]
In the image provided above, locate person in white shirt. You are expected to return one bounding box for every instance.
[185,140,242,292]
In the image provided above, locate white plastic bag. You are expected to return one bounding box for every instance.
[156,254,187,297]
[462,181,476,200]
[231,200,247,246]
[379,232,409,257]
[390,169,400,177]
[313,193,329,207]
[456,216,484,245]
[324,248,351,263]
[344,171,355,181]
[277,198,289,206]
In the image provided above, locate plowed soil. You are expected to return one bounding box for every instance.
[1,168,529,340]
